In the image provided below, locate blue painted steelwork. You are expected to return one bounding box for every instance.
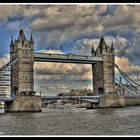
[34,53,103,64]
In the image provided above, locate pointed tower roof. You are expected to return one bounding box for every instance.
[111,40,114,50]
[18,27,27,42]
[10,35,13,46]
[91,44,95,53]
[98,37,107,49]
[61,44,63,50]
[30,31,34,44]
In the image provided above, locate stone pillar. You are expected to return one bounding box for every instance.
[92,62,104,95]
[99,95,125,108]
[10,28,35,97]
[91,37,115,95]
[6,96,42,112]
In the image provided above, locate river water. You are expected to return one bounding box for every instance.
[0,106,140,136]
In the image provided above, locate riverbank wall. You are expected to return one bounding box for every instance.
[124,97,140,106]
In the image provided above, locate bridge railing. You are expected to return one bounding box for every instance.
[41,96,100,103]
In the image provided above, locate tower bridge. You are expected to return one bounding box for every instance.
[0,28,138,112]
[8,28,115,98]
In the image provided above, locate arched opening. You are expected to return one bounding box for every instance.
[11,87,18,97]
[98,87,104,95]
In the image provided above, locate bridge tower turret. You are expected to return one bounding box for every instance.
[10,27,34,97]
[91,44,95,56]
[92,37,115,95]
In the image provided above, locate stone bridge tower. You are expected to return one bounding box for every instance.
[10,28,34,97]
[91,37,115,95]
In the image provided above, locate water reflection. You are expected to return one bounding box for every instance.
[95,108,117,115]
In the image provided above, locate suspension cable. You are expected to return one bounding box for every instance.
[115,64,140,92]
[115,81,135,97]
[116,65,137,86]
[115,64,139,86]
[116,66,136,88]
[115,77,140,96]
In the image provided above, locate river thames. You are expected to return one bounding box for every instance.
[0,106,140,136]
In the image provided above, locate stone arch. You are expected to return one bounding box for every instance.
[98,87,104,95]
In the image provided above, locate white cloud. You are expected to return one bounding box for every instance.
[72,35,129,56]
[28,5,107,47]
[115,56,140,73]
[0,5,21,20]
[102,5,140,33]
[0,54,10,68]
[37,49,63,54]
[30,5,107,31]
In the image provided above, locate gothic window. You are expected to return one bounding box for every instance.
[27,65,30,69]
[25,50,28,55]
[25,75,27,79]
[100,48,102,54]
[110,56,112,62]
[107,56,111,63]
[25,44,28,47]
[106,46,107,53]
[23,50,27,55]
[108,49,110,54]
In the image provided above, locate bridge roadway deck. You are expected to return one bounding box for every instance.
[34,53,103,64]
[41,96,100,100]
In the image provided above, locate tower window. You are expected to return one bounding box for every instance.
[100,48,102,54]
[25,50,28,55]
[23,50,28,55]
[25,44,28,47]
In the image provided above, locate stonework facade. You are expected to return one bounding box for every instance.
[10,29,34,97]
[91,38,115,95]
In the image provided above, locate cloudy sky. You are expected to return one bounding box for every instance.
[0,4,140,95]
